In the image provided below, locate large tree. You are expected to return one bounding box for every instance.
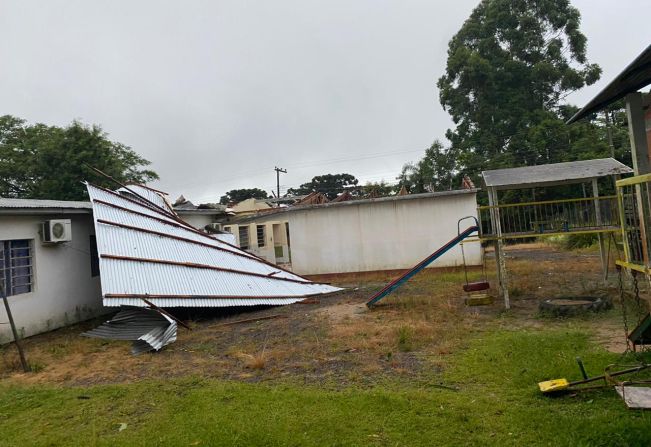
[437,0,602,177]
[0,115,158,200]
[398,140,459,193]
[287,173,359,200]
[219,188,269,205]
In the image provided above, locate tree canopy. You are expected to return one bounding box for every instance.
[437,0,602,177]
[398,140,459,194]
[219,188,269,205]
[287,173,359,200]
[0,115,158,201]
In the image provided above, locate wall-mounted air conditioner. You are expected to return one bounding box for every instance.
[41,219,72,243]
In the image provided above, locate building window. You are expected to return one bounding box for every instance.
[238,226,249,249]
[0,240,33,296]
[89,235,100,277]
[257,225,266,248]
[223,226,232,233]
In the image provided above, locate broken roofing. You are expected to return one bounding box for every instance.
[86,182,342,308]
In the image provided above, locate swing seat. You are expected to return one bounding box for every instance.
[463,281,490,292]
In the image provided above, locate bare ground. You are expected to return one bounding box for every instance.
[0,243,638,387]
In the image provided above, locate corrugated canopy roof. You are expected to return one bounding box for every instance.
[87,182,342,308]
[482,158,632,190]
[0,198,91,213]
[567,44,651,124]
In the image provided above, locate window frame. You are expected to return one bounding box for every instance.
[238,226,250,250]
[0,239,34,297]
[256,225,266,248]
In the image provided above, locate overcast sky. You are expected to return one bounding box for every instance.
[1,1,649,202]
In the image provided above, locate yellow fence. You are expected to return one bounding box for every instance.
[478,195,620,240]
[616,173,651,274]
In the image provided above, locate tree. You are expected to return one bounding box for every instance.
[362,181,395,197]
[219,188,269,205]
[287,173,359,200]
[397,140,459,193]
[0,116,158,200]
[437,0,602,179]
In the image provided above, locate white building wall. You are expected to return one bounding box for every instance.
[177,213,213,231]
[288,192,481,275]
[0,214,104,343]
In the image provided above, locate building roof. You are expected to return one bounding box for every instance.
[228,188,479,224]
[86,182,341,308]
[482,158,632,190]
[567,44,651,124]
[0,198,92,214]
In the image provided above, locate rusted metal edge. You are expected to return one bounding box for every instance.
[100,253,319,285]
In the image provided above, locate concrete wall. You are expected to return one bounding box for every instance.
[0,214,104,343]
[178,213,214,231]
[288,192,481,275]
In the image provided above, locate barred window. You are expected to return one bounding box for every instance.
[257,225,266,248]
[0,240,33,296]
[238,226,249,250]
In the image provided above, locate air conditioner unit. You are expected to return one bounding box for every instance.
[41,219,72,243]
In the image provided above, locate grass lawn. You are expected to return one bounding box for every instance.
[2,244,651,445]
[2,327,651,446]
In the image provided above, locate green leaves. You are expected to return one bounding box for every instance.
[0,116,158,200]
[219,188,269,205]
[437,0,603,176]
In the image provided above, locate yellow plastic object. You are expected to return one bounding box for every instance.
[538,378,570,393]
[464,293,493,306]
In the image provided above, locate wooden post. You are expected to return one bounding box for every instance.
[626,92,650,175]
[488,187,510,309]
[592,178,607,279]
[0,281,30,373]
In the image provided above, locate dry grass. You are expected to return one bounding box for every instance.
[0,243,628,387]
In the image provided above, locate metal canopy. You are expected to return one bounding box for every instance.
[567,44,651,124]
[482,158,632,191]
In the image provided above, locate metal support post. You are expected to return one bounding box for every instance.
[592,178,607,279]
[488,187,510,309]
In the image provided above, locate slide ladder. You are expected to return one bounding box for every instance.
[366,224,479,307]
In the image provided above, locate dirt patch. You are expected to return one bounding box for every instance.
[0,243,634,386]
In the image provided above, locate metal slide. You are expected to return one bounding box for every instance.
[366,225,479,307]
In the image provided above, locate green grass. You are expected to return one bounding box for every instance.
[2,328,651,446]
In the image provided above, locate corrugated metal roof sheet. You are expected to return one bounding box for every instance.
[0,198,91,209]
[568,44,651,124]
[482,158,632,190]
[82,306,177,354]
[116,185,175,214]
[87,182,342,307]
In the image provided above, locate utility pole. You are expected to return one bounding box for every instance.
[274,166,287,207]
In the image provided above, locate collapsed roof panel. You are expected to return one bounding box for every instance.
[86,183,341,307]
[117,184,174,214]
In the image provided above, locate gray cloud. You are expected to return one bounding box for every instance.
[1,0,648,202]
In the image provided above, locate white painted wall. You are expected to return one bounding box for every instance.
[177,213,214,231]
[0,214,105,343]
[288,192,481,275]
